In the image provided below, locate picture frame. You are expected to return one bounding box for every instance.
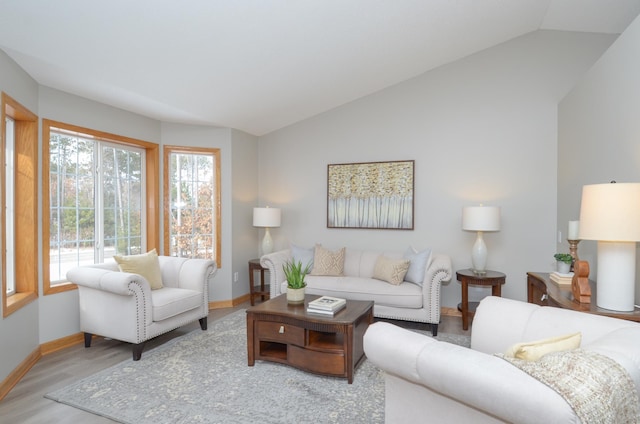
[327,160,414,229]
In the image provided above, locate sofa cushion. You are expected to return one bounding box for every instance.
[504,332,582,361]
[150,287,202,321]
[291,243,314,269]
[373,256,410,285]
[114,249,164,290]
[403,247,432,286]
[310,245,345,276]
[346,250,403,278]
[304,276,423,309]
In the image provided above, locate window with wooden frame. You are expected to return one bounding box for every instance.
[163,146,221,266]
[42,119,160,294]
[2,93,38,317]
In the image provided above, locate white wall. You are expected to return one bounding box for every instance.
[558,16,640,303]
[230,129,261,299]
[259,30,616,308]
[0,49,40,391]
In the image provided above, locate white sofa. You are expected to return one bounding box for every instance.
[67,256,217,360]
[364,296,640,423]
[260,247,452,335]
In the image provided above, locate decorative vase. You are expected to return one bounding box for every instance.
[557,261,571,274]
[287,287,305,304]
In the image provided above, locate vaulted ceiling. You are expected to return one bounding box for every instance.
[1,1,639,135]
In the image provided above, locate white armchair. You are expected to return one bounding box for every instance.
[67,255,217,360]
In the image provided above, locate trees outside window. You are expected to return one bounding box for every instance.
[164,146,220,265]
[43,120,159,294]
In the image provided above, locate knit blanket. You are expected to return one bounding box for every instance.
[500,349,639,423]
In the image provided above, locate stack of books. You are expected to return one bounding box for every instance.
[306,296,347,315]
[550,271,574,286]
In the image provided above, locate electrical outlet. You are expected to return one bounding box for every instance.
[558,231,562,243]
[233,272,238,282]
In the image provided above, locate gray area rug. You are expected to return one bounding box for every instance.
[46,310,470,424]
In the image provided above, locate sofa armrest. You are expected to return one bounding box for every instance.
[421,253,452,324]
[67,266,151,297]
[364,322,577,424]
[261,249,291,298]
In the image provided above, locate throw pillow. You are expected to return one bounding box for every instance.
[403,246,432,286]
[290,243,314,270]
[373,255,411,285]
[310,245,345,276]
[114,248,164,290]
[504,332,582,362]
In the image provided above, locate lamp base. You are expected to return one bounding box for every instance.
[261,228,274,256]
[596,240,636,312]
[471,231,488,274]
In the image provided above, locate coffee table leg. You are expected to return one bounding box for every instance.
[247,314,255,366]
[346,324,354,384]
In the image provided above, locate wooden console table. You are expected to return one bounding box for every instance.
[527,272,640,322]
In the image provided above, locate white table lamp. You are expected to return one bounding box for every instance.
[462,205,501,275]
[578,182,640,312]
[253,207,281,255]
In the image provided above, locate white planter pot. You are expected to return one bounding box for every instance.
[557,261,571,274]
[286,287,306,304]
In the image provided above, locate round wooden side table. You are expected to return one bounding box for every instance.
[456,269,506,330]
[248,259,269,306]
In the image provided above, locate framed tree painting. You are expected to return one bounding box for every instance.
[327,160,414,229]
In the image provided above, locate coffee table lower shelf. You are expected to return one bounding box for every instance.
[246,295,374,384]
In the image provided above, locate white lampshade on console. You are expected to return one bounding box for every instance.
[253,207,281,255]
[462,205,501,275]
[578,182,640,312]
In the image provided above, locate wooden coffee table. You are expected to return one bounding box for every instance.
[246,294,374,383]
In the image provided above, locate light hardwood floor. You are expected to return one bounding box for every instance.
[0,301,470,424]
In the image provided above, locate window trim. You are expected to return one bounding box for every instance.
[2,93,38,317]
[42,119,160,295]
[163,145,221,267]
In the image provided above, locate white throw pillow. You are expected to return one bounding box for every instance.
[290,243,314,269]
[403,246,432,286]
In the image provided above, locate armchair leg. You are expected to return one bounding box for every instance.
[199,317,208,330]
[84,332,93,348]
[132,342,146,361]
[431,323,438,337]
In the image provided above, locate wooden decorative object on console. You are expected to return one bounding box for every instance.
[571,260,591,304]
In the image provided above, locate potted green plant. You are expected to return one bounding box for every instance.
[554,253,573,274]
[283,259,312,304]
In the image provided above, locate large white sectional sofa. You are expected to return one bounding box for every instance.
[260,245,452,335]
[364,296,640,423]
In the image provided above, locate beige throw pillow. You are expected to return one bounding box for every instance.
[310,245,345,276]
[504,332,582,361]
[114,248,164,290]
[373,255,411,285]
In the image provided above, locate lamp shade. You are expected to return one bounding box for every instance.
[578,183,640,241]
[253,207,281,228]
[462,206,501,232]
